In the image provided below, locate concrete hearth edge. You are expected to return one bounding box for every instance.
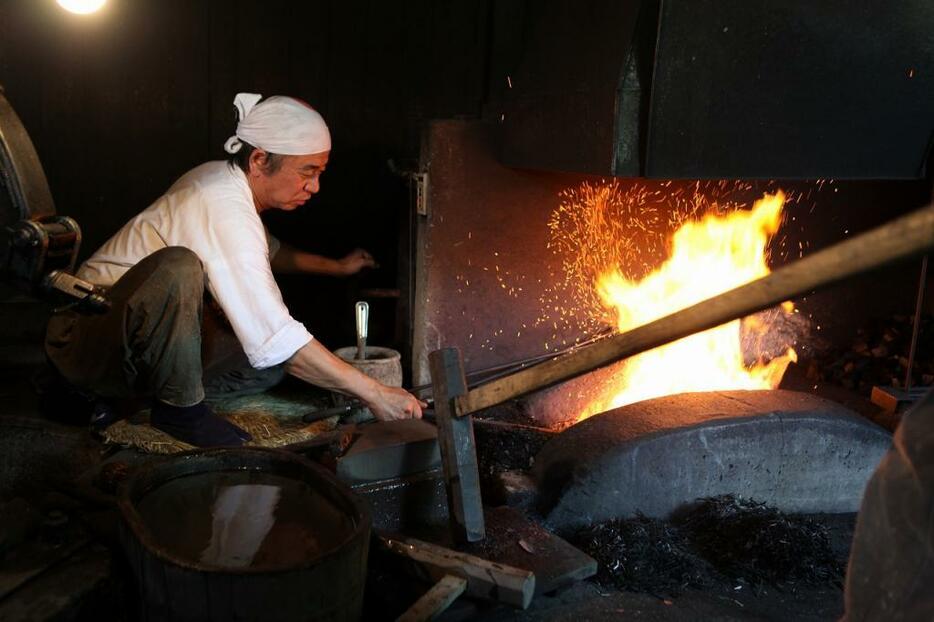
[532,389,891,531]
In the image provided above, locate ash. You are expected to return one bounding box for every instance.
[571,495,848,597]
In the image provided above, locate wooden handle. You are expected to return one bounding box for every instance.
[454,203,934,416]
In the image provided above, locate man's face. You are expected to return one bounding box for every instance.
[251,151,330,212]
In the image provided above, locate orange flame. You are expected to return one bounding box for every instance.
[581,191,797,420]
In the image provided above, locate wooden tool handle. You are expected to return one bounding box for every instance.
[454,203,934,416]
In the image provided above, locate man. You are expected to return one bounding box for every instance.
[45,92,424,447]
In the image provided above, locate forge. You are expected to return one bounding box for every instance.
[532,390,890,531]
[408,115,930,550]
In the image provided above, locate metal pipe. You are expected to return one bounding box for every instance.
[904,254,928,391]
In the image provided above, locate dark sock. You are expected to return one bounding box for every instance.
[150,400,252,448]
[89,400,119,432]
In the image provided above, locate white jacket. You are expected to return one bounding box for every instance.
[79,161,312,369]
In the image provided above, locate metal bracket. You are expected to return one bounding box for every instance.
[414,172,429,216]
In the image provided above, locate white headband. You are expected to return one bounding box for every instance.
[223,92,331,156]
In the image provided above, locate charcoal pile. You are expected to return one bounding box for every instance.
[807,313,933,395]
[473,421,553,490]
[674,495,845,590]
[572,495,847,597]
[570,515,715,596]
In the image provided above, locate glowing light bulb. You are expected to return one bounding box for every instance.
[57,0,107,15]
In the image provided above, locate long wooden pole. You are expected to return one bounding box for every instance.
[453,203,934,417]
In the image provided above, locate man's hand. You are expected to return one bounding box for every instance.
[337,248,378,276]
[365,385,427,421]
[271,243,377,277]
[285,339,425,420]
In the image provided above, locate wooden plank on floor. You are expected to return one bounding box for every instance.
[379,533,534,609]
[397,574,467,622]
[466,506,597,596]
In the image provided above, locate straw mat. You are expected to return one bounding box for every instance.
[100,388,336,454]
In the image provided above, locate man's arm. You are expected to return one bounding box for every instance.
[270,242,376,277]
[284,339,424,421]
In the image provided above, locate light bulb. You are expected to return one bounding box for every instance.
[56,0,107,15]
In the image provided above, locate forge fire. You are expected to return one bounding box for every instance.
[546,182,799,420]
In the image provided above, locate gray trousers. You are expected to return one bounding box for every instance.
[45,247,284,407]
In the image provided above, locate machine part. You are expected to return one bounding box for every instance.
[43,270,110,314]
[0,86,55,224]
[413,172,429,216]
[0,87,108,312]
[1,216,108,313]
[2,216,79,283]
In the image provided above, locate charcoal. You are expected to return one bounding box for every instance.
[809,312,933,396]
[473,410,554,489]
[674,495,845,591]
[569,515,715,596]
[570,496,848,597]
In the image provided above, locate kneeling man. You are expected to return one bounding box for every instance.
[45,93,423,447]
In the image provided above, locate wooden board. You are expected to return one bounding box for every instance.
[380,534,535,609]
[465,506,597,596]
[397,574,467,622]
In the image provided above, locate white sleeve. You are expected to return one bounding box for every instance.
[265,227,281,259]
[179,200,312,369]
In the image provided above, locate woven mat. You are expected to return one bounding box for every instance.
[100,389,337,454]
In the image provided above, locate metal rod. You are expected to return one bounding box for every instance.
[302,398,436,423]
[905,254,928,391]
[408,327,613,397]
[301,330,613,423]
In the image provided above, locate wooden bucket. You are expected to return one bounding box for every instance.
[118,447,371,622]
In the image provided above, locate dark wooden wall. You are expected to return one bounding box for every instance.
[0,0,526,347]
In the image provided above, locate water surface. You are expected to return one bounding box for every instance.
[136,470,354,570]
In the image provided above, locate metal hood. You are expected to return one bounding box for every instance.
[500,0,934,179]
